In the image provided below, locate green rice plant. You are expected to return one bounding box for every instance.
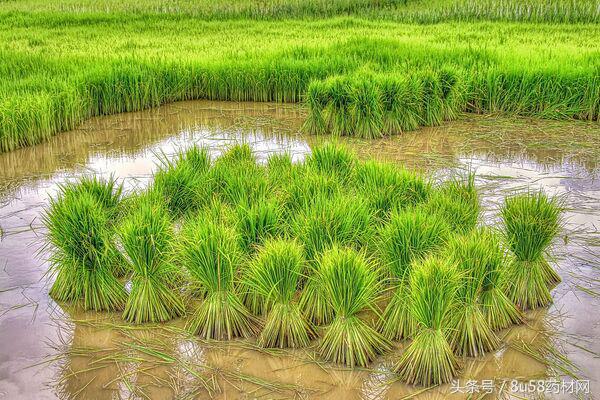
[446,231,500,357]
[244,239,314,348]
[501,191,563,309]
[266,152,294,186]
[303,80,329,135]
[378,208,449,340]
[44,190,126,311]
[354,160,430,219]
[291,193,372,262]
[425,174,480,234]
[179,217,257,339]
[152,152,209,218]
[323,76,354,136]
[235,198,282,253]
[316,247,390,367]
[378,74,421,134]
[119,200,185,324]
[181,145,212,173]
[419,70,445,127]
[476,230,523,331]
[280,166,341,214]
[394,256,460,386]
[59,175,123,218]
[305,142,357,183]
[438,67,467,121]
[349,76,384,139]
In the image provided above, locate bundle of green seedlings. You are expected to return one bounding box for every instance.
[501,191,563,310]
[44,142,564,386]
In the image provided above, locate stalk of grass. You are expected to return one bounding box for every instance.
[501,191,563,309]
[179,216,257,339]
[394,256,460,386]
[446,230,500,357]
[44,190,126,311]
[119,200,185,324]
[316,247,390,367]
[244,239,314,348]
[378,208,449,340]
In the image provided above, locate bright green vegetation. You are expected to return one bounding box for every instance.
[501,191,563,310]
[44,142,564,385]
[1,0,598,151]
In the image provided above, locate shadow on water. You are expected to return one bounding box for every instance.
[0,100,598,399]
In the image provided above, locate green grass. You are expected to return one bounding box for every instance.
[425,174,480,234]
[0,1,598,151]
[44,186,126,311]
[501,191,563,309]
[119,199,185,324]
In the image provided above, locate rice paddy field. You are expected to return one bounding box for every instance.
[0,1,599,399]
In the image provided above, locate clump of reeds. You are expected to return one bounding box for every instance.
[244,239,314,348]
[316,247,390,367]
[44,188,126,311]
[179,217,257,339]
[118,199,185,324]
[395,256,460,386]
[378,208,449,340]
[446,230,501,357]
[501,191,563,310]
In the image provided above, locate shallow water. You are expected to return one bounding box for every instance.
[0,101,598,399]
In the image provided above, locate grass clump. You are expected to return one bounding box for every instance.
[501,191,563,309]
[44,189,126,311]
[425,174,480,234]
[446,230,501,357]
[305,142,357,182]
[394,256,460,386]
[378,208,449,340]
[235,198,282,253]
[316,247,390,367]
[179,217,257,339]
[244,239,314,348]
[119,200,185,324]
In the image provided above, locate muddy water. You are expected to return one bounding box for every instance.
[0,101,598,400]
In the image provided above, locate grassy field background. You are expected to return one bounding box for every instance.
[0,0,598,151]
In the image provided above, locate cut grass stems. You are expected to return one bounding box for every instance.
[316,246,390,367]
[244,239,315,348]
[394,256,460,386]
[44,188,126,311]
[119,200,185,324]
[501,191,563,309]
[378,208,450,340]
[179,217,257,339]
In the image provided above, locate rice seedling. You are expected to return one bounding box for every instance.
[349,76,384,139]
[244,239,314,348]
[152,152,210,218]
[180,145,212,173]
[378,208,449,340]
[394,256,460,386]
[378,74,421,134]
[446,231,500,357]
[266,152,294,186]
[353,160,430,219]
[118,200,185,324]
[44,190,126,311]
[59,175,123,218]
[316,247,390,367]
[501,191,563,309]
[179,216,257,339]
[323,76,354,136]
[303,80,329,135]
[235,198,282,253]
[280,166,341,214]
[425,174,480,234]
[476,230,523,331]
[305,142,357,182]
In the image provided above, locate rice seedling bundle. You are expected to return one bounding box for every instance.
[501,191,563,309]
[118,200,185,323]
[446,231,500,357]
[378,74,421,134]
[236,198,282,253]
[394,256,460,386]
[179,216,257,339]
[44,187,126,311]
[244,239,314,348]
[378,208,450,340]
[305,141,356,182]
[316,247,390,367]
[425,174,480,234]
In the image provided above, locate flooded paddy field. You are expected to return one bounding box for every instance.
[0,101,598,399]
